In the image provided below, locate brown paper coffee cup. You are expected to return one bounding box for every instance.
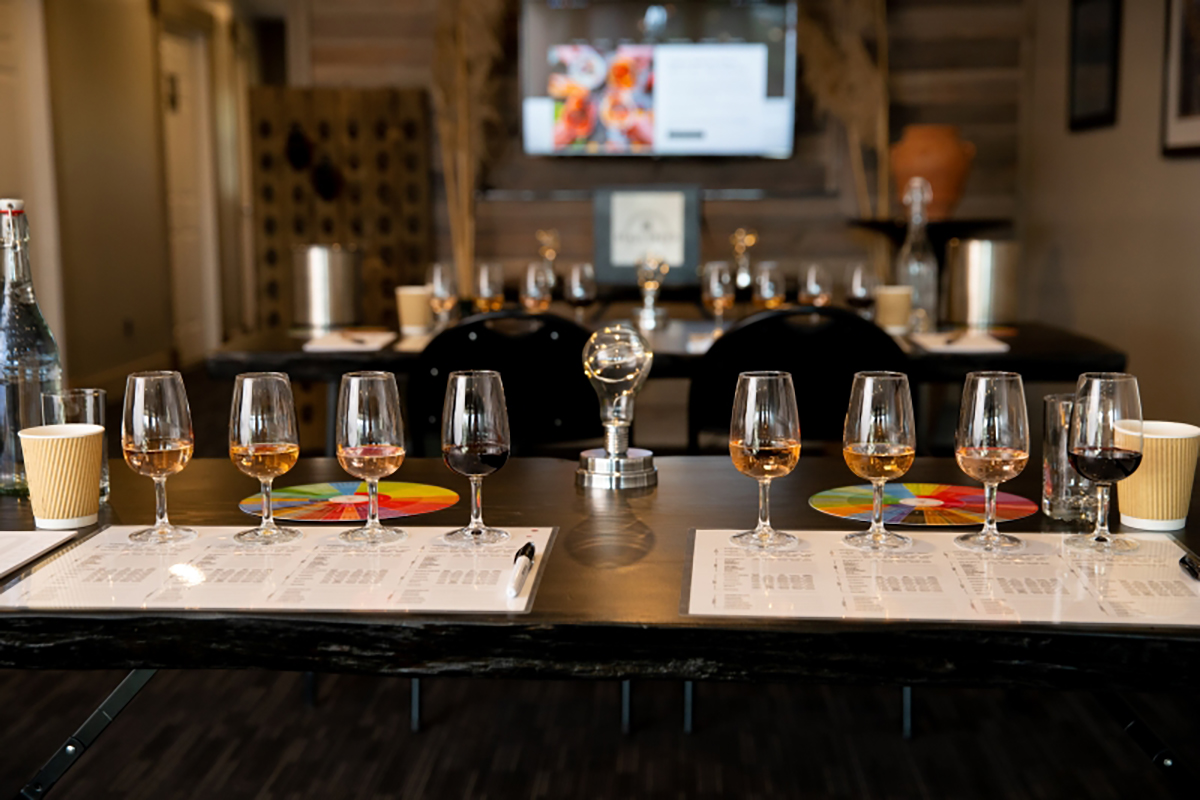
[1115,421,1200,531]
[395,285,433,335]
[19,423,104,529]
[874,285,913,334]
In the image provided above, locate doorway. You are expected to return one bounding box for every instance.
[159,30,221,367]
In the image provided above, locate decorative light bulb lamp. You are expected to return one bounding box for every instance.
[577,324,658,489]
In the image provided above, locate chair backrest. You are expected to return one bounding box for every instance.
[686,307,909,449]
[408,311,601,456]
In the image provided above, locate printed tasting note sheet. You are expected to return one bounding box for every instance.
[686,530,1200,626]
[0,531,78,581]
[0,526,556,614]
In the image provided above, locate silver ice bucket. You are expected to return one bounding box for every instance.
[943,238,1020,327]
[292,245,361,331]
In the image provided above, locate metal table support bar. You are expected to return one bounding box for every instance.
[18,669,157,800]
[1096,693,1196,799]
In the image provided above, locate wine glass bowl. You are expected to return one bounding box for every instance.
[474,262,505,313]
[799,262,833,307]
[1065,372,1144,553]
[728,371,801,551]
[442,370,511,545]
[229,372,302,545]
[565,262,598,323]
[428,262,459,326]
[701,261,734,335]
[521,261,555,313]
[336,371,407,545]
[122,371,197,543]
[845,261,877,319]
[752,261,785,310]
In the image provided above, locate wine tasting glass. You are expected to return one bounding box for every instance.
[842,372,916,551]
[701,261,734,335]
[1066,372,1144,553]
[122,371,196,543]
[336,371,407,545]
[442,370,511,545]
[521,261,555,312]
[845,261,877,319]
[474,262,505,313]
[729,371,801,551]
[229,372,302,545]
[428,262,459,326]
[954,371,1029,551]
[752,261,785,310]
[799,262,833,306]
[565,262,598,323]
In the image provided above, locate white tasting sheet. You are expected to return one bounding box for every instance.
[0,526,556,614]
[0,531,78,581]
[686,530,1200,626]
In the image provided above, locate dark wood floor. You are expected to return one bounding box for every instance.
[1,669,1197,799]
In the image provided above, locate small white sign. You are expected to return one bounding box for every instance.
[610,190,686,267]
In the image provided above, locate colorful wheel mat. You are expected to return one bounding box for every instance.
[239,481,459,522]
[809,483,1038,526]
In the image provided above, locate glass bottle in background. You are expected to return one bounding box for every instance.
[0,200,62,495]
[428,262,459,327]
[798,262,833,307]
[752,261,785,310]
[894,178,938,333]
[701,261,734,335]
[565,262,597,323]
[521,261,555,313]
[474,262,505,313]
[845,261,877,319]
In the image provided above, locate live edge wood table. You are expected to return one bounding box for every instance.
[2,456,1198,796]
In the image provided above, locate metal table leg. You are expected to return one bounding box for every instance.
[683,681,695,734]
[18,669,157,800]
[902,685,914,740]
[410,678,421,733]
[620,680,632,734]
[1096,693,1196,799]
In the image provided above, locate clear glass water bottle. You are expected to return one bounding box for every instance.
[0,200,63,495]
[895,177,939,333]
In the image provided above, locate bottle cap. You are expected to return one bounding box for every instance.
[0,199,25,214]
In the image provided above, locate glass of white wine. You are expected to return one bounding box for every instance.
[229,372,302,545]
[122,371,196,543]
[955,371,1029,551]
[428,262,459,327]
[336,371,407,545]
[752,260,786,310]
[842,371,916,551]
[474,262,505,314]
[729,371,802,551]
[799,262,833,306]
[521,261,555,313]
[702,261,734,335]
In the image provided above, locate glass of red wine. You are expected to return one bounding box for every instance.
[1065,372,1143,553]
[442,370,511,545]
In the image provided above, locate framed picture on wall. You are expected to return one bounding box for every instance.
[592,185,700,286]
[1163,0,1200,153]
[1069,0,1122,131]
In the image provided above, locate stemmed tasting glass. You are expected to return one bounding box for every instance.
[1065,373,1144,553]
[474,262,505,313]
[752,261,786,310]
[521,261,555,312]
[729,371,802,551]
[799,262,833,306]
[428,262,459,327]
[442,370,511,545]
[122,371,196,543]
[702,261,734,335]
[229,372,302,545]
[842,371,916,551]
[336,371,407,545]
[845,261,877,319]
[565,262,598,323]
[954,371,1029,551]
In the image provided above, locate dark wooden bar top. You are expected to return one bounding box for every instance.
[0,456,1197,690]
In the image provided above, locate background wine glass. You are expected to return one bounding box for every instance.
[474,262,505,313]
[752,261,785,310]
[701,261,734,335]
[428,262,459,327]
[336,371,407,545]
[954,371,1029,551]
[229,372,302,545]
[442,370,511,545]
[842,371,916,551]
[1066,372,1144,553]
[122,371,196,543]
[521,261,555,312]
[845,261,877,319]
[729,371,802,551]
[799,262,833,306]
[565,262,597,323]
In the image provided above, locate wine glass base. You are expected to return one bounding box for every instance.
[843,530,912,551]
[730,529,799,552]
[129,525,197,544]
[338,526,407,546]
[954,531,1024,552]
[234,526,303,545]
[444,526,510,546]
[1064,534,1140,553]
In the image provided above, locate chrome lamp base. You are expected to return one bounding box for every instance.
[576,448,658,490]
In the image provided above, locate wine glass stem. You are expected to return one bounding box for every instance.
[153,477,170,531]
[367,479,380,529]
[1093,484,1112,542]
[756,478,772,535]
[575,307,585,324]
[715,311,723,332]
[983,482,999,539]
[870,479,886,538]
[260,479,275,530]
[469,475,485,531]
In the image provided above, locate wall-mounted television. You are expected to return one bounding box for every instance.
[521,1,797,158]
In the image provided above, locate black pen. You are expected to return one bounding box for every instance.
[1179,553,1200,582]
[506,542,536,598]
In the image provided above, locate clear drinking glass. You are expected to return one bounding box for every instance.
[1065,372,1144,553]
[428,262,459,326]
[442,370,511,545]
[229,372,302,545]
[43,388,108,501]
[842,371,916,551]
[474,262,505,313]
[752,261,785,310]
[845,261,877,319]
[702,261,734,335]
[954,371,1029,551]
[729,371,802,551]
[1042,393,1097,522]
[799,262,833,306]
[336,371,407,545]
[122,371,196,543]
[520,261,555,313]
[565,262,597,323]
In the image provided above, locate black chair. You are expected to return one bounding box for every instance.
[408,311,601,457]
[687,307,908,451]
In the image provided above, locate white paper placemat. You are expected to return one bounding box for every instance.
[0,526,555,614]
[684,530,1200,625]
[302,331,398,352]
[909,331,1010,354]
[0,531,78,582]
